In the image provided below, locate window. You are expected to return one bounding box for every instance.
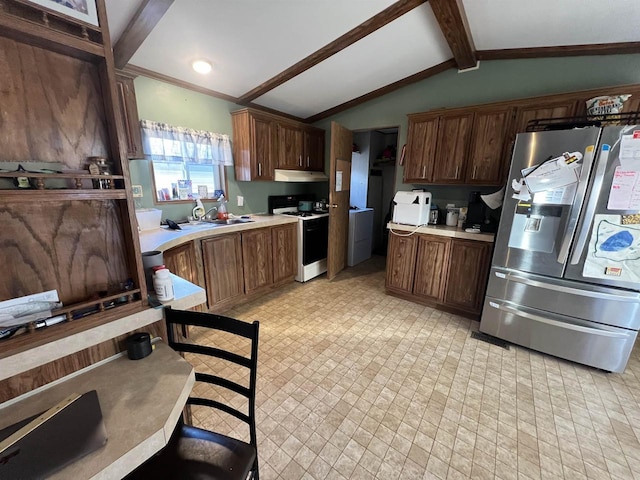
[140,120,233,201]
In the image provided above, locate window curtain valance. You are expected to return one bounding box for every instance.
[140,119,233,166]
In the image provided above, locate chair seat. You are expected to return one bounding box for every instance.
[127,424,256,480]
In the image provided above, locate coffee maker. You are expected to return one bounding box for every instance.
[464,191,499,232]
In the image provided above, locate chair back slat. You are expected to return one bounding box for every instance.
[164,307,260,454]
[187,397,250,425]
[166,308,257,340]
[171,341,251,369]
[194,372,250,398]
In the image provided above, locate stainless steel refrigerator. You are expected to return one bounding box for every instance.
[480,125,640,372]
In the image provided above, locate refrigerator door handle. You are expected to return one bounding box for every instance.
[502,271,640,302]
[570,144,611,265]
[488,301,630,338]
[557,145,596,264]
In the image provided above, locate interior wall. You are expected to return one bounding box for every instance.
[131,76,326,220]
[314,54,640,200]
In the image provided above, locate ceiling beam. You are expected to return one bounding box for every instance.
[237,0,427,104]
[113,0,174,70]
[429,0,477,70]
[477,42,640,61]
[306,59,456,123]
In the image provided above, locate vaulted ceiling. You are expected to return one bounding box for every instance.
[105,0,640,123]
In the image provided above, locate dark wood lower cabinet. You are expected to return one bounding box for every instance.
[385,232,493,318]
[272,223,297,284]
[413,235,450,302]
[242,228,274,295]
[385,234,417,293]
[164,242,205,313]
[202,234,245,310]
[444,239,492,313]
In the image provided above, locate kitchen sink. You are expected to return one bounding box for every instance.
[200,218,254,225]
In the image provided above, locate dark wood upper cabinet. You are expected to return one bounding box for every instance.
[403,116,439,183]
[115,74,144,159]
[512,101,578,135]
[277,122,305,169]
[304,127,325,172]
[232,109,276,181]
[432,112,474,184]
[466,107,513,185]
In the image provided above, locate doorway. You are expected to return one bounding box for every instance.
[350,127,398,257]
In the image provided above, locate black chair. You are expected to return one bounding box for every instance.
[126,307,260,480]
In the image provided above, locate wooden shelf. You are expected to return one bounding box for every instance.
[0,290,144,360]
[0,0,104,61]
[0,189,127,201]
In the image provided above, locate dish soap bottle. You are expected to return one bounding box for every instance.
[193,198,205,220]
[217,195,228,220]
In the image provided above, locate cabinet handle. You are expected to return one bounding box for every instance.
[422,166,426,178]
[455,165,459,178]
[299,155,302,167]
[307,156,310,167]
[258,163,262,176]
[472,165,477,179]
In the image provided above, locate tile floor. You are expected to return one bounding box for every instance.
[186,256,640,479]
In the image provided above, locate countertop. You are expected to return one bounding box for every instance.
[138,215,298,252]
[0,342,195,480]
[387,222,495,242]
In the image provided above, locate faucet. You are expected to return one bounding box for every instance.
[204,206,218,219]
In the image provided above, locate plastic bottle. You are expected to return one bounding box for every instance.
[217,196,228,220]
[192,198,205,220]
[152,265,174,302]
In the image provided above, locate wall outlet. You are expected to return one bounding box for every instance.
[132,185,144,198]
[237,195,244,207]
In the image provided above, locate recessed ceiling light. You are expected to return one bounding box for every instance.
[192,60,212,75]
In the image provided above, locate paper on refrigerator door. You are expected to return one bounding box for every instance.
[619,132,640,171]
[583,214,640,283]
[608,167,640,210]
[523,152,582,193]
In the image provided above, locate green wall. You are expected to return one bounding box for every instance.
[130,76,325,220]
[131,54,640,217]
[318,54,640,206]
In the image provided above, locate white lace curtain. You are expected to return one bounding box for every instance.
[140,119,233,165]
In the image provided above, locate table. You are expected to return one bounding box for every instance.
[0,342,195,479]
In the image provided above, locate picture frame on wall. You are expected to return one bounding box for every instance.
[25,0,99,26]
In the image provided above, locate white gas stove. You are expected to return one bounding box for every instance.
[269,195,329,282]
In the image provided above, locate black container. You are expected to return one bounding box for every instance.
[126,332,152,360]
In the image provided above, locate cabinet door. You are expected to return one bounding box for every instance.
[432,113,473,184]
[115,75,143,159]
[385,233,417,293]
[304,128,325,171]
[202,234,244,308]
[242,228,274,294]
[513,101,578,134]
[251,114,275,180]
[164,243,198,286]
[272,223,297,283]
[278,123,305,169]
[466,107,512,185]
[403,117,439,182]
[413,235,450,301]
[444,239,491,313]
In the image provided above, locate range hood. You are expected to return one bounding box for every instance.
[274,169,328,182]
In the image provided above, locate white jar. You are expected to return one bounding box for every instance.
[446,210,459,227]
[153,267,174,302]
